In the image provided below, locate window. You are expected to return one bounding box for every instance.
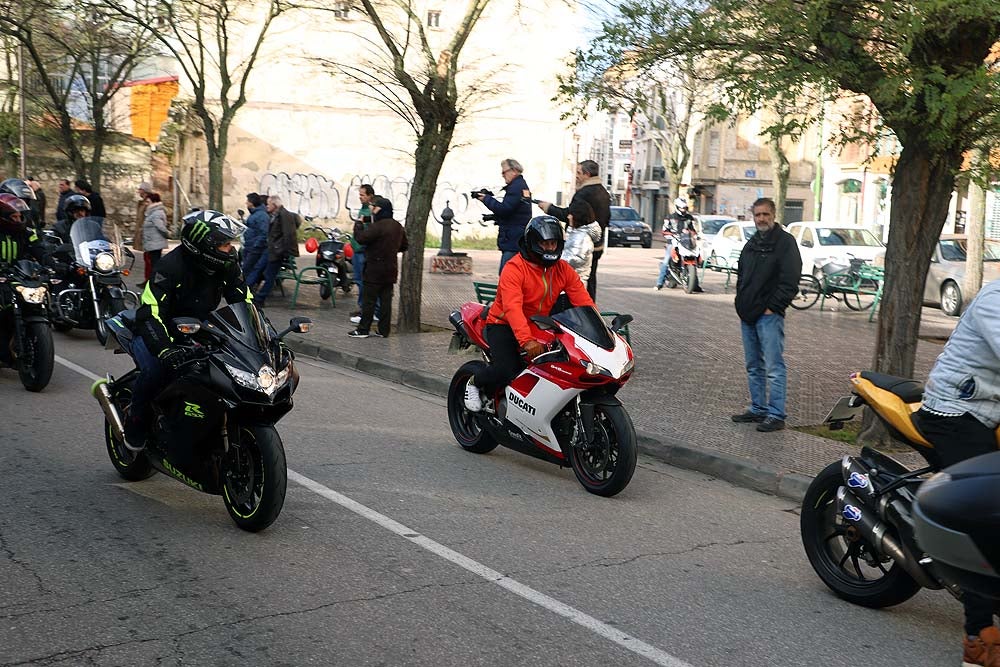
[723,226,741,241]
[801,228,816,248]
[332,1,349,19]
[817,227,883,247]
[427,10,441,27]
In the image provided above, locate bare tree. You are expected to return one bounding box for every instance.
[0,0,154,187]
[103,0,286,209]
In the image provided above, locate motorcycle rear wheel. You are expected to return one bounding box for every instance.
[222,425,287,532]
[570,404,637,497]
[104,384,155,481]
[448,361,499,454]
[319,282,332,300]
[95,294,125,346]
[684,265,699,294]
[800,461,920,608]
[18,322,54,392]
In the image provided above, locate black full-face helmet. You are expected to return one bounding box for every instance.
[64,194,91,219]
[0,178,36,202]
[519,215,564,267]
[180,209,244,274]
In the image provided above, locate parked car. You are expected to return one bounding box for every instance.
[607,206,653,248]
[786,222,885,274]
[924,235,1000,316]
[694,215,738,257]
[704,220,757,262]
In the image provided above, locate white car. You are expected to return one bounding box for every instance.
[694,215,738,256]
[786,221,885,274]
[705,220,757,262]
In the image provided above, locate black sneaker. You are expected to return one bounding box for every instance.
[731,411,766,423]
[347,329,369,338]
[370,331,385,338]
[756,417,786,432]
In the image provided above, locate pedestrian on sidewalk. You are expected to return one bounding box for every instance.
[350,185,382,324]
[252,195,300,307]
[54,179,72,224]
[537,159,610,300]
[472,158,531,275]
[141,192,168,277]
[132,181,153,281]
[26,177,46,233]
[912,278,1000,666]
[731,197,801,432]
[348,198,407,339]
[241,192,269,283]
[73,180,105,219]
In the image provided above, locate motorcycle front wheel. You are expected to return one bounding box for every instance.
[17,321,54,392]
[684,265,699,294]
[95,293,126,346]
[222,425,287,532]
[447,361,499,454]
[800,461,920,608]
[571,404,637,497]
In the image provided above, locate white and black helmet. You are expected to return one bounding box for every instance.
[180,209,244,274]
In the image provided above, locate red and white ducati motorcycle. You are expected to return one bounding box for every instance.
[447,303,638,496]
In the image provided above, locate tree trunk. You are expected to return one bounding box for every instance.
[964,149,987,305]
[398,125,453,333]
[872,144,963,378]
[768,135,790,223]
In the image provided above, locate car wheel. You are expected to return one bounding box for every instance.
[940,280,962,317]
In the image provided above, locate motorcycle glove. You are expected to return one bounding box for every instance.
[158,346,195,373]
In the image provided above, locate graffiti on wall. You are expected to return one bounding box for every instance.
[259,171,493,228]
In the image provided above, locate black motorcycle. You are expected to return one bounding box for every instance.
[0,258,55,391]
[304,224,353,300]
[47,218,139,345]
[93,302,312,532]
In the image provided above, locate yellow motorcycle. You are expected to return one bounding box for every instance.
[799,371,994,607]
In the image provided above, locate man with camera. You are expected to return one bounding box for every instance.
[472,159,531,275]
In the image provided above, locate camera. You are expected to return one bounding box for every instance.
[470,188,494,199]
[482,213,496,222]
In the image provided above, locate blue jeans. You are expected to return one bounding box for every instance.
[242,247,268,283]
[255,259,283,300]
[499,250,518,275]
[126,336,166,435]
[740,314,787,420]
[656,257,670,286]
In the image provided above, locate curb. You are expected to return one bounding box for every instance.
[287,338,812,503]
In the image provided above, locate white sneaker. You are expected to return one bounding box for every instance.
[463,380,483,412]
[349,315,378,324]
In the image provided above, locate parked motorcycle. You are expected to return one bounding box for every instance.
[93,302,312,532]
[0,258,54,391]
[303,224,353,300]
[447,303,638,496]
[799,371,967,608]
[48,218,139,345]
[662,229,702,293]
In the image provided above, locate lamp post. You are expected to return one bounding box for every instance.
[17,40,26,176]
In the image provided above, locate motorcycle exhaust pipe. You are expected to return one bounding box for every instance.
[91,378,127,447]
[841,455,876,503]
[836,487,940,589]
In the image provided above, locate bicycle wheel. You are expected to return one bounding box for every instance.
[790,275,821,310]
[844,279,879,311]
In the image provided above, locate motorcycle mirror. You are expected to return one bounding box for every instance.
[173,317,201,335]
[276,316,313,340]
[610,314,633,332]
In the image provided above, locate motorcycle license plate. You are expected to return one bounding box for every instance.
[626,236,640,241]
[823,395,864,424]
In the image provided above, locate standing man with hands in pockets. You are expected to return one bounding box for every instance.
[473,159,531,275]
[731,197,801,433]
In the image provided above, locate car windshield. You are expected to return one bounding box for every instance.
[816,227,883,247]
[941,239,1000,262]
[610,208,640,222]
[700,218,735,235]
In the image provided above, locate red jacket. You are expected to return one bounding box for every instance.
[486,254,595,346]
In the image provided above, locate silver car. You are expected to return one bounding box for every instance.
[925,235,1000,316]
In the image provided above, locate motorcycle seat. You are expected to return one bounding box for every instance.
[859,371,924,404]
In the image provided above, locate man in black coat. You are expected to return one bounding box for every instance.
[732,197,802,433]
[253,195,300,306]
[74,179,106,218]
[348,199,407,339]
[473,158,531,275]
[54,179,73,223]
[26,177,46,232]
[538,159,610,299]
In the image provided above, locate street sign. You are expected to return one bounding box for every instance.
[619,140,632,151]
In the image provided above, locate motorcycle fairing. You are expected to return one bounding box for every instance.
[503,368,582,453]
[849,375,932,447]
[151,380,224,487]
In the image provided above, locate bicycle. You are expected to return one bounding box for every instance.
[790,257,882,311]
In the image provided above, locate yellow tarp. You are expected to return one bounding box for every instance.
[128,79,179,144]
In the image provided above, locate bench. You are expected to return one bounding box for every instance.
[472,281,631,345]
[701,248,741,290]
[820,263,885,322]
[275,257,337,308]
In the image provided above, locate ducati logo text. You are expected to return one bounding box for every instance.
[508,392,536,416]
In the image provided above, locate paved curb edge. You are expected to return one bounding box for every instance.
[288,338,812,503]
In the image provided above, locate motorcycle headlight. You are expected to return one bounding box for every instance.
[581,359,613,378]
[94,252,116,272]
[15,285,47,304]
[225,363,287,397]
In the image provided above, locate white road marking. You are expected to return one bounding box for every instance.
[55,355,694,667]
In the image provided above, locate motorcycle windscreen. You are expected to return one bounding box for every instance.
[551,306,615,351]
[204,302,272,354]
[69,217,111,267]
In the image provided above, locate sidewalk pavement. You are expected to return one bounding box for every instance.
[265,244,956,502]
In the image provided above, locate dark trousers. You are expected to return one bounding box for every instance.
[126,337,166,438]
[359,281,393,336]
[586,249,602,300]
[914,409,999,635]
[255,259,284,300]
[242,247,267,283]
[473,324,525,394]
[145,249,162,279]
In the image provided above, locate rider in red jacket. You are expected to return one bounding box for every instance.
[465,216,595,411]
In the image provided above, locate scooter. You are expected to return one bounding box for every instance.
[447,302,638,497]
[303,224,353,300]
